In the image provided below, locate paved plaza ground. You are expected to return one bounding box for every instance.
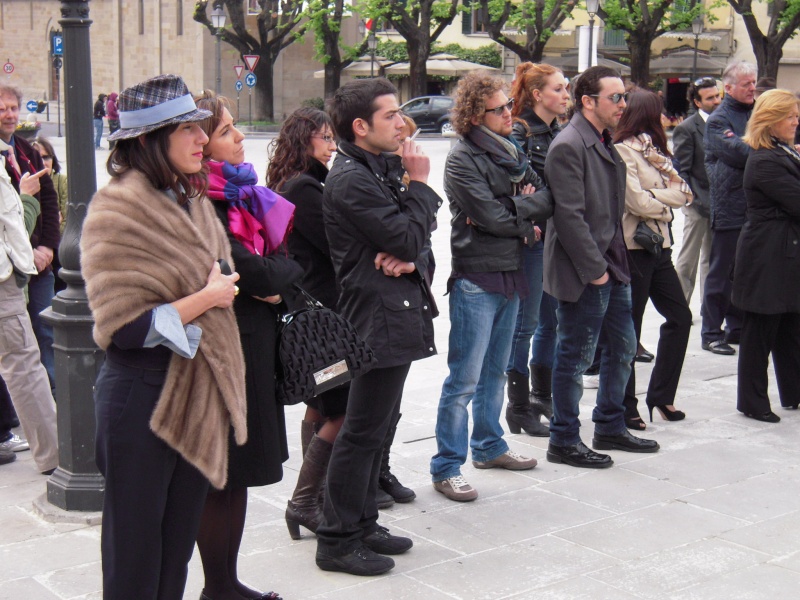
[1,132,799,599]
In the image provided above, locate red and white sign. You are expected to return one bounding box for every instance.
[2,62,13,75]
[244,55,260,72]
[234,65,244,79]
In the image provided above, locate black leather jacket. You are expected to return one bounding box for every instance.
[444,136,553,273]
[511,107,561,178]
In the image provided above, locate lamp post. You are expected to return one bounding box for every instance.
[368,30,378,78]
[586,0,599,68]
[211,5,227,94]
[691,15,705,82]
[42,0,104,512]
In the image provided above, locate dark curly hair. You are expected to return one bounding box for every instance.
[450,70,505,136]
[267,107,333,192]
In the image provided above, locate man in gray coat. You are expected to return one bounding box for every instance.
[674,77,721,304]
[543,66,658,469]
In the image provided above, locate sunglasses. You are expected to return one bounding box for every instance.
[589,92,629,104]
[693,77,717,87]
[484,98,514,116]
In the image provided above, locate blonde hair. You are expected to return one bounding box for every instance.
[743,89,799,150]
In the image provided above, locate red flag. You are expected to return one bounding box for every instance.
[365,18,373,31]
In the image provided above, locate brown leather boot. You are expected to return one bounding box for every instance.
[285,434,332,540]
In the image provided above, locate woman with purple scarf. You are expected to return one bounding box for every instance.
[194,91,302,600]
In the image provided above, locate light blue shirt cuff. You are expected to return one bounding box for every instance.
[144,304,202,358]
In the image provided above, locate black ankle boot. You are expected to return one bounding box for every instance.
[286,435,332,540]
[529,364,553,420]
[506,370,549,437]
[378,412,416,503]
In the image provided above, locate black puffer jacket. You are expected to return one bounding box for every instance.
[323,142,441,368]
[704,95,753,231]
[444,136,553,273]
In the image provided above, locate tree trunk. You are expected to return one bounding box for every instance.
[407,34,430,99]
[255,58,274,121]
[627,36,651,86]
[324,58,341,99]
[764,42,783,79]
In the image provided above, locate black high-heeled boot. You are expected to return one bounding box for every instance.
[506,370,549,437]
[379,412,415,503]
[529,364,553,420]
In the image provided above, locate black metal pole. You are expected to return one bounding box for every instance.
[42,0,105,512]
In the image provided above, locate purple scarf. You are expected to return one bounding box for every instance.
[207,160,295,256]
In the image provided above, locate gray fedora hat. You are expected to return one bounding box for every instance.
[108,74,211,141]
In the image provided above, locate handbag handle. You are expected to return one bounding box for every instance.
[292,283,324,310]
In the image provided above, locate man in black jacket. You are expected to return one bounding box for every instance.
[316,78,441,576]
[430,71,549,503]
[701,61,756,355]
[674,77,720,305]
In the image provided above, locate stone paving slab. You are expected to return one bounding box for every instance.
[2,136,799,599]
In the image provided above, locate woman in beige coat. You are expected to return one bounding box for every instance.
[614,90,693,428]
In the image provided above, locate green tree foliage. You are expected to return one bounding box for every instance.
[194,0,306,121]
[476,0,579,63]
[727,0,800,78]
[376,40,502,68]
[359,0,461,97]
[597,0,704,85]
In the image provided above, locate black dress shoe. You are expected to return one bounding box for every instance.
[592,429,660,453]
[742,411,781,423]
[362,525,413,555]
[546,441,613,469]
[316,543,395,576]
[634,345,654,363]
[702,340,736,355]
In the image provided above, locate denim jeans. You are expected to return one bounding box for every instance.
[27,271,56,392]
[506,243,543,375]
[430,278,519,481]
[94,118,103,148]
[549,280,635,446]
[531,290,558,369]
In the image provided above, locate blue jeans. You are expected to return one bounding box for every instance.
[27,271,55,392]
[550,281,635,446]
[531,290,558,369]
[506,243,543,375]
[430,278,519,481]
[94,118,103,148]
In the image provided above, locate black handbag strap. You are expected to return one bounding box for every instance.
[292,283,324,310]
[278,284,324,327]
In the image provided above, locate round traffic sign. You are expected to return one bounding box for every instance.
[52,57,63,70]
[26,100,38,112]
[2,62,13,75]
[245,73,257,88]
[235,80,243,93]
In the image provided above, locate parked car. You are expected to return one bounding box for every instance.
[400,96,454,134]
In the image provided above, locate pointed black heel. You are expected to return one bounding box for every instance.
[648,404,686,422]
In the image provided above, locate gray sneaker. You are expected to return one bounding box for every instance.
[473,450,537,471]
[433,475,478,502]
[3,433,29,452]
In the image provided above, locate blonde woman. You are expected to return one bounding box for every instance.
[734,89,800,422]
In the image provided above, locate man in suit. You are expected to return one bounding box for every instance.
[543,66,658,469]
[674,77,721,305]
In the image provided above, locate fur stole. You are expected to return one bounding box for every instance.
[80,169,246,489]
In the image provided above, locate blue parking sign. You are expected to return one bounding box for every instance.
[52,34,64,56]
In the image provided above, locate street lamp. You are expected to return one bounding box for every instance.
[586,0,599,68]
[368,30,378,78]
[691,15,705,82]
[211,5,227,94]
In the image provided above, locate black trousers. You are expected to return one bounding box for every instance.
[316,363,411,555]
[737,311,800,414]
[701,228,743,344]
[624,249,692,415]
[95,359,209,600]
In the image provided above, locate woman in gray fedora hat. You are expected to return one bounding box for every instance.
[81,74,246,600]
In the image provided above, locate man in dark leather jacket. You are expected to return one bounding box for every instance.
[701,61,756,355]
[429,71,552,503]
[316,78,441,577]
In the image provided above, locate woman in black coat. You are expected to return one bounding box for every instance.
[266,108,350,540]
[734,89,800,423]
[195,91,302,600]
